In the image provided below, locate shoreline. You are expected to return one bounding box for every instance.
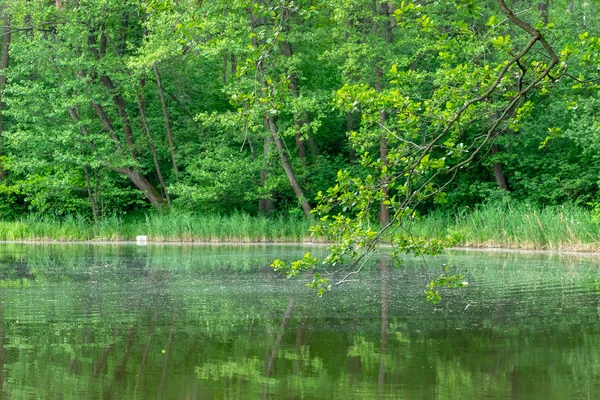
[2,239,600,256]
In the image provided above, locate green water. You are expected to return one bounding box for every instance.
[0,244,598,399]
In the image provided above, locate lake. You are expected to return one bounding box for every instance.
[0,244,598,399]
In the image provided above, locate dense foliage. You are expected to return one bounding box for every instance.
[0,0,595,222]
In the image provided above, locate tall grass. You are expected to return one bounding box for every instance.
[411,202,600,251]
[0,211,313,242]
[0,203,599,250]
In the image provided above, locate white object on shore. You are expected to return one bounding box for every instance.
[136,235,148,245]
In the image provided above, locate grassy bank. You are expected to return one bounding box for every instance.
[0,212,313,242]
[411,202,600,251]
[0,203,599,251]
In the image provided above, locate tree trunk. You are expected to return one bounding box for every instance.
[231,54,237,75]
[222,53,228,84]
[266,116,313,219]
[89,102,166,209]
[153,62,179,179]
[67,107,100,221]
[99,74,137,159]
[307,136,319,158]
[162,88,201,130]
[294,119,307,169]
[376,65,390,227]
[280,40,313,167]
[115,167,166,210]
[87,30,137,159]
[537,1,549,25]
[0,10,10,136]
[0,10,10,179]
[136,89,171,207]
[375,1,393,227]
[91,102,122,143]
[379,132,390,226]
[259,134,274,214]
[83,164,99,223]
[491,144,509,190]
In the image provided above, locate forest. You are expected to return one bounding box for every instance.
[0,0,597,247]
[0,3,599,394]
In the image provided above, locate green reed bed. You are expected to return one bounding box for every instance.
[411,202,600,251]
[0,212,313,242]
[0,203,599,250]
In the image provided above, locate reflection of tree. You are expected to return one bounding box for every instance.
[378,258,390,395]
[0,299,4,398]
[264,297,295,378]
[1,245,600,398]
[158,311,177,400]
[293,314,306,375]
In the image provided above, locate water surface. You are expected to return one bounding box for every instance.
[0,244,598,399]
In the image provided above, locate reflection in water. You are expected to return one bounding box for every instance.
[0,244,598,398]
[378,258,389,397]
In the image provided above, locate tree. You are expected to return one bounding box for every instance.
[273,0,598,294]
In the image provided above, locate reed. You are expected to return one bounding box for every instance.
[0,211,314,242]
[0,203,599,250]
[410,202,600,251]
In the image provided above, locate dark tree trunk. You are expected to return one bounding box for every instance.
[89,102,166,209]
[231,54,237,75]
[248,8,311,218]
[91,102,122,143]
[136,89,171,206]
[266,116,313,219]
[259,133,274,214]
[100,75,137,159]
[537,1,549,25]
[491,144,509,190]
[294,119,307,169]
[87,30,137,159]
[379,133,390,226]
[375,1,394,227]
[280,40,315,166]
[153,62,179,179]
[0,11,10,178]
[0,11,10,135]
[222,53,228,84]
[376,66,390,227]
[83,164,99,223]
[116,167,166,209]
[67,107,100,221]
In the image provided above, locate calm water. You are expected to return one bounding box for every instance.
[0,244,598,399]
